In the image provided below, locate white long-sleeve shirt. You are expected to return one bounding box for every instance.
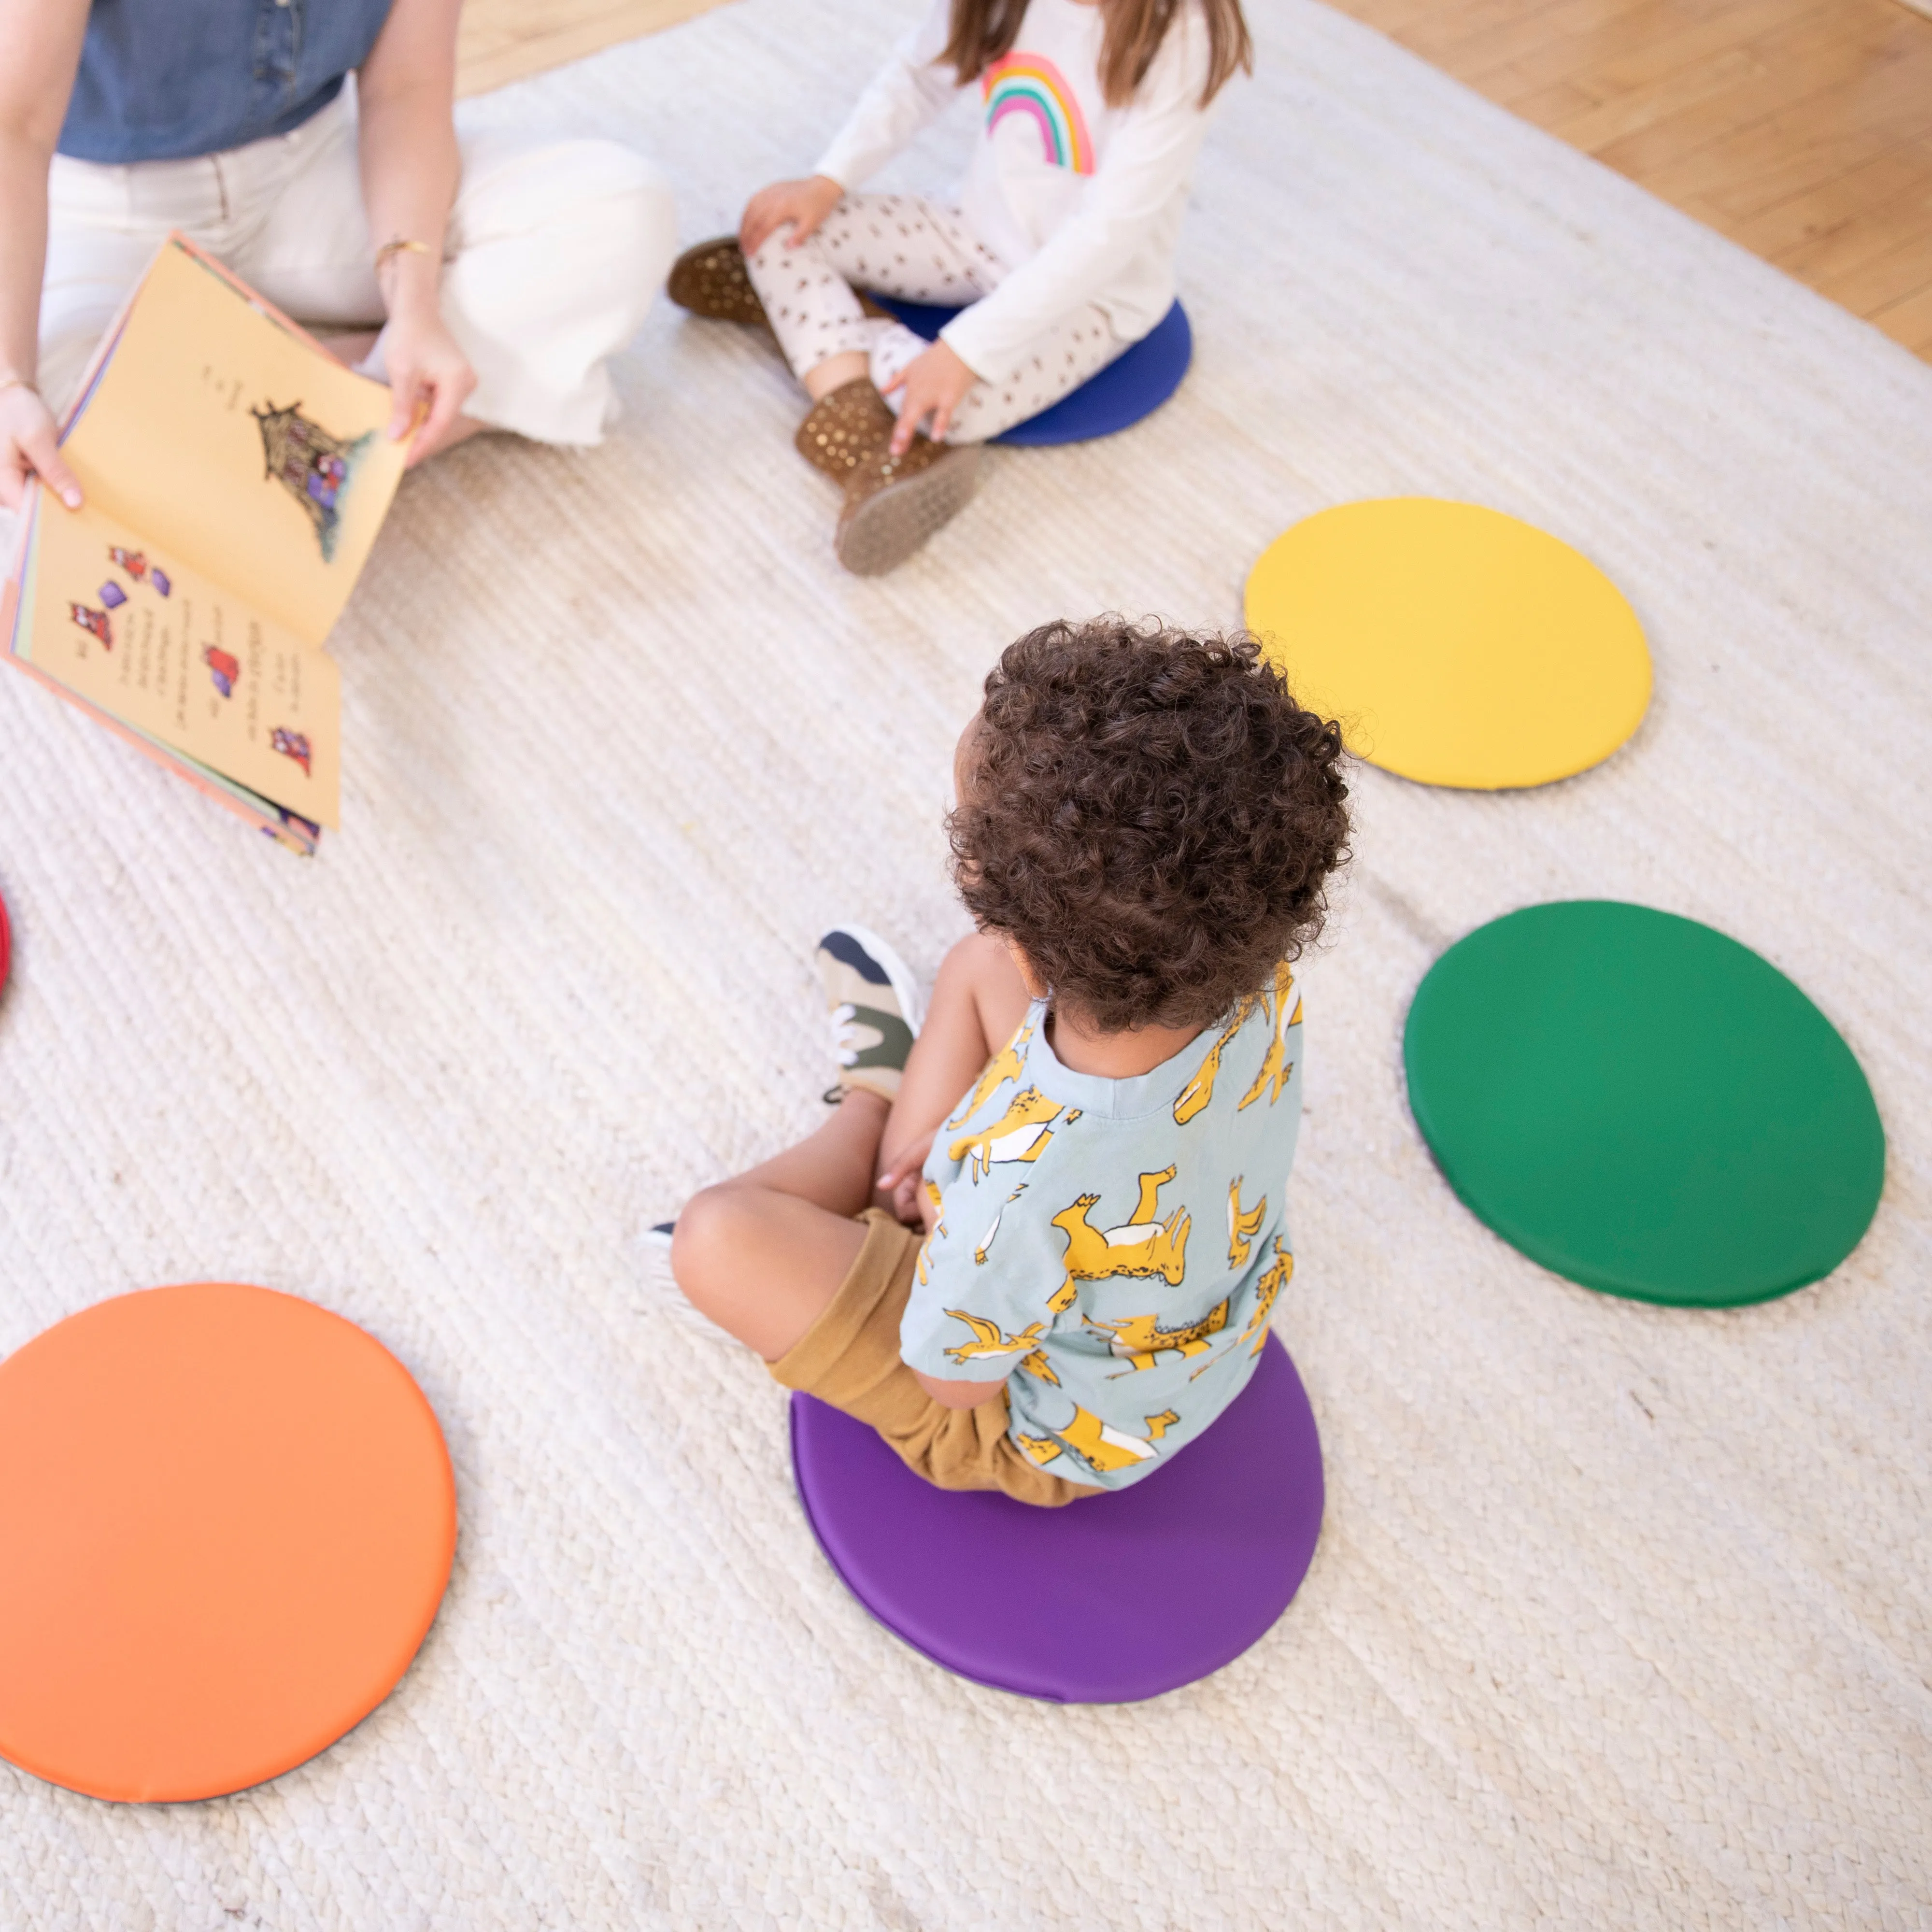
[813,0,1225,376]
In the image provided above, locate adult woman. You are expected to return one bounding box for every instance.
[0,0,678,511]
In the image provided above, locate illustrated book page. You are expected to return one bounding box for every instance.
[10,494,341,827]
[0,232,404,847]
[59,235,406,647]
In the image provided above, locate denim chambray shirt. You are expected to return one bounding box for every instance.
[58,0,394,165]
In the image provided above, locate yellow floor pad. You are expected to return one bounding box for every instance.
[1245,497,1652,789]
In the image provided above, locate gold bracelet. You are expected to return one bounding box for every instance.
[0,371,37,398]
[373,238,432,275]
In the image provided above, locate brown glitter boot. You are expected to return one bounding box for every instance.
[794,379,981,577]
[666,236,771,330]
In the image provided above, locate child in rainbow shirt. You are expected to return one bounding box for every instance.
[666,0,1253,574]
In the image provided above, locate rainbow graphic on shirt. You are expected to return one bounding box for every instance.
[982,51,1094,175]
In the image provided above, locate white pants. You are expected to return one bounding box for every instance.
[41,88,678,446]
[744,194,1126,444]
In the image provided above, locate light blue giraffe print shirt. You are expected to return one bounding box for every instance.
[900,963,1304,1491]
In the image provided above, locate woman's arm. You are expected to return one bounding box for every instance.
[0,0,89,509]
[355,0,476,463]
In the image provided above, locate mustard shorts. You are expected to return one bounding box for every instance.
[769,1209,1097,1508]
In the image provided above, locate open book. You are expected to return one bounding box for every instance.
[1,235,407,853]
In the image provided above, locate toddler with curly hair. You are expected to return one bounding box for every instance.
[671,618,1350,1504]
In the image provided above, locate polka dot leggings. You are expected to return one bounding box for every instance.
[743,193,1127,444]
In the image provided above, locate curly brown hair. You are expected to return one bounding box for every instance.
[950,619,1351,1034]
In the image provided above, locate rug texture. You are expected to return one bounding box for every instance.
[2,0,1929,1925]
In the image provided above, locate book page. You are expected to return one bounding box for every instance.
[18,496,341,827]
[59,237,405,648]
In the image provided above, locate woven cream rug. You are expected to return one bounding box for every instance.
[3,0,1929,1924]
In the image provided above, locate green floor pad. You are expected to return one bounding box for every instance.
[1403,901,1884,1307]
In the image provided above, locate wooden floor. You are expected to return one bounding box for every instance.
[455,0,726,98]
[1328,0,1932,358]
[455,0,1932,360]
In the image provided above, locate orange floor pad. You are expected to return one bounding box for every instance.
[0,1282,456,1802]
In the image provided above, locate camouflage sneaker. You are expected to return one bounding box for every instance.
[816,925,921,1102]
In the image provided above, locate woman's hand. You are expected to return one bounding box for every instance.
[354,0,465,463]
[739,174,843,258]
[877,1130,938,1233]
[0,381,80,511]
[881,340,978,454]
[378,286,475,466]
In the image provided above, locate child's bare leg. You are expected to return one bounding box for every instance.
[735,1087,887,1212]
[804,349,869,402]
[671,1091,888,1361]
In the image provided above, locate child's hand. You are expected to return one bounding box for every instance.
[878,1132,938,1233]
[739,175,844,257]
[880,341,978,454]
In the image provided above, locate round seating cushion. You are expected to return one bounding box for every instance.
[790,1331,1323,1703]
[0,1282,456,1801]
[868,297,1192,445]
[1404,901,1886,1306]
[1245,498,1652,789]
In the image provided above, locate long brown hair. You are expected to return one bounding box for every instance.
[939,0,1253,110]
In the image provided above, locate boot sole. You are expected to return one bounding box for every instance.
[836,445,982,577]
[667,236,770,328]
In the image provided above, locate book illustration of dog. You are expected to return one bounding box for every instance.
[950,1022,1034,1127]
[1047,1165,1191,1314]
[949,1087,1080,1183]
[1085,1297,1230,1375]
[1017,1404,1181,1474]
[1227,1175,1267,1268]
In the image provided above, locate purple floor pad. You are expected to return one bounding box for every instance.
[869,297,1192,446]
[789,1333,1323,1703]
